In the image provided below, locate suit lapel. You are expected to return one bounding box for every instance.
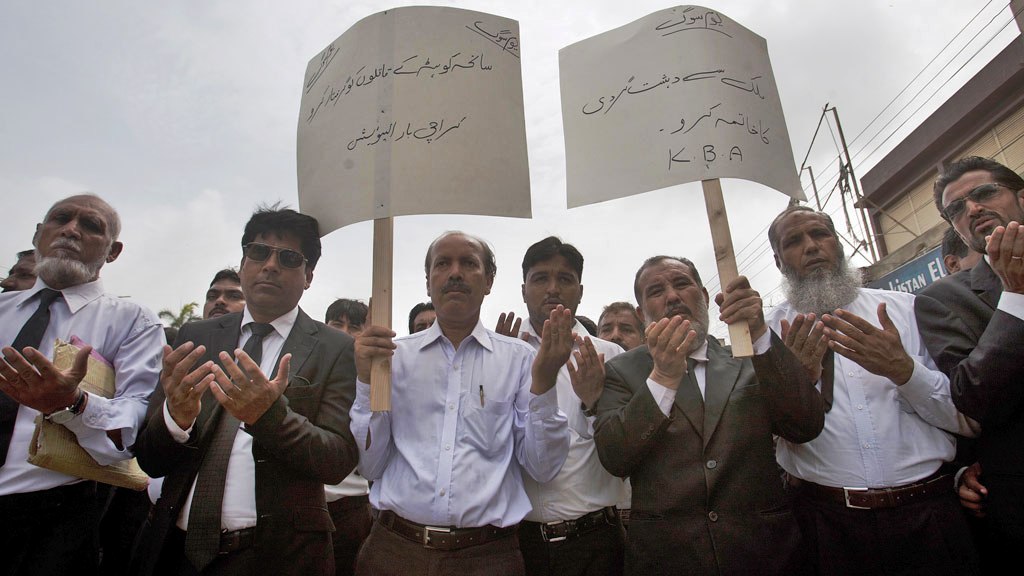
[672,357,703,435]
[280,308,317,381]
[701,338,741,449]
[970,259,1002,310]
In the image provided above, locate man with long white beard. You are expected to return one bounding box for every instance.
[0,194,163,576]
[765,205,978,576]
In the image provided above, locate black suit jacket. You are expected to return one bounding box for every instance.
[916,259,1024,528]
[132,310,359,576]
[593,334,824,576]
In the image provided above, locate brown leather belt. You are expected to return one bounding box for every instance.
[795,473,953,510]
[522,506,619,542]
[377,510,517,550]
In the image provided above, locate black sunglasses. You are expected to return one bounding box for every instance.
[243,242,307,269]
[942,183,1013,221]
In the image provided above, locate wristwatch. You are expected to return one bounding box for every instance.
[45,391,87,425]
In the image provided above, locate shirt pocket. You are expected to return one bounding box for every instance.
[457,392,513,457]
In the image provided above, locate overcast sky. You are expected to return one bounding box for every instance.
[1,1,1018,338]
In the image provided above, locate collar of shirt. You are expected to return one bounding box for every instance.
[690,340,709,363]
[18,278,104,314]
[415,317,495,353]
[240,305,299,340]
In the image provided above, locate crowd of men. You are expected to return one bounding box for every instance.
[0,155,1021,576]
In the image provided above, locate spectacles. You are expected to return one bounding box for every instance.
[942,183,1013,221]
[243,242,307,269]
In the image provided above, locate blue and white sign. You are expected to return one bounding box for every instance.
[867,245,947,294]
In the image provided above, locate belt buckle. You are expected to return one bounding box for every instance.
[542,520,567,543]
[422,525,451,547]
[843,486,870,510]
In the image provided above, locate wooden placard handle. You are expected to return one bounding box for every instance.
[701,179,754,357]
[369,217,394,411]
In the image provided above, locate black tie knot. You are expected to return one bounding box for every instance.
[248,323,274,338]
[37,288,62,307]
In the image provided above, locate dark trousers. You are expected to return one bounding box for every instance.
[793,489,979,576]
[328,495,373,576]
[518,517,625,576]
[0,482,99,576]
[153,527,256,576]
[98,486,154,576]
[355,521,525,576]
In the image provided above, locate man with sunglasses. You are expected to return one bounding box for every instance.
[916,156,1024,566]
[134,206,359,576]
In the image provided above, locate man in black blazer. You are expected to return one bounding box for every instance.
[133,207,359,576]
[592,256,824,575]
[916,156,1024,566]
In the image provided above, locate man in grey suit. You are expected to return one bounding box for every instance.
[916,156,1024,568]
[592,256,824,575]
[133,206,359,576]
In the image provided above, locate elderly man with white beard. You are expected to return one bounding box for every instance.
[0,194,163,576]
[765,205,978,576]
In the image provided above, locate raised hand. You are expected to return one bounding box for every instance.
[646,316,697,389]
[780,313,828,382]
[160,342,216,430]
[1,343,91,414]
[495,312,523,339]
[532,305,577,395]
[567,336,605,410]
[209,350,292,425]
[821,303,914,385]
[714,275,766,341]
[987,220,1024,294]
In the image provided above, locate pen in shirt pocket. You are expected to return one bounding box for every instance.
[479,384,485,407]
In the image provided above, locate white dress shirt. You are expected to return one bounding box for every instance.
[350,320,570,528]
[165,306,297,531]
[519,319,626,522]
[767,288,964,488]
[0,279,163,495]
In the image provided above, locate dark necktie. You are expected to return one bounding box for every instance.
[821,349,835,413]
[184,322,274,570]
[0,288,62,464]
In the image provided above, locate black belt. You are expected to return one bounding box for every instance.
[171,526,256,555]
[0,481,95,514]
[522,506,619,542]
[794,473,953,510]
[377,510,517,551]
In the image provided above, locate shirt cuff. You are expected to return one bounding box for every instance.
[997,291,1024,321]
[894,358,935,400]
[528,385,560,417]
[752,329,772,355]
[645,378,677,417]
[162,401,193,443]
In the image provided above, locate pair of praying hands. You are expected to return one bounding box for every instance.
[161,342,291,430]
[780,303,914,386]
[988,221,1024,294]
[496,308,604,410]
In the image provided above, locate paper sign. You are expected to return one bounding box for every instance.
[297,7,532,234]
[559,5,804,207]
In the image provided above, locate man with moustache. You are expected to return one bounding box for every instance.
[407,302,435,334]
[133,206,358,576]
[593,256,824,575]
[203,269,246,320]
[0,194,164,575]
[351,231,572,575]
[941,227,982,275]
[597,302,644,352]
[497,237,626,576]
[766,205,977,575]
[916,157,1024,566]
[1,250,36,293]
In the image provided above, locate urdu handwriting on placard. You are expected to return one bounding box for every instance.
[581,69,765,116]
[346,116,469,151]
[654,7,730,38]
[661,103,770,145]
[466,21,520,59]
[305,43,340,94]
[304,52,492,125]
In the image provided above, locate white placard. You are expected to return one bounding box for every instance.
[298,7,531,234]
[559,5,804,207]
